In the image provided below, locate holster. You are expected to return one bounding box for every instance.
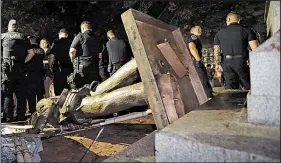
[67,72,77,90]
[67,59,85,89]
[78,64,84,77]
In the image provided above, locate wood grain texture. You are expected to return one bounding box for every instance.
[121,9,169,129]
[157,74,179,124]
[157,42,187,78]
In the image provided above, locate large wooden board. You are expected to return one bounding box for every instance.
[121,9,208,129]
[157,42,188,78]
[157,74,180,124]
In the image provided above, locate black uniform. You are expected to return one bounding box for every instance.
[99,44,109,81]
[1,31,32,121]
[185,34,213,98]
[106,37,131,76]
[26,44,45,114]
[49,38,73,95]
[214,23,257,89]
[245,26,259,51]
[43,49,52,79]
[68,30,102,89]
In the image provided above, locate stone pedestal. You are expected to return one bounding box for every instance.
[104,132,156,162]
[155,109,280,162]
[155,2,280,162]
[247,30,280,125]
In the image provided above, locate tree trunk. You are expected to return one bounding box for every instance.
[79,82,147,118]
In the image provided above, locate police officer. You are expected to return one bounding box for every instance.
[69,21,102,89]
[48,28,73,95]
[1,19,35,122]
[99,43,109,81]
[213,12,258,90]
[26,36,45,115]
[246,26,260,52]
[185,25,213,99]
[40,38,55,97]
[106,30,131,76]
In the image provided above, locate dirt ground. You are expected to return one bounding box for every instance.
[40,115,155,162]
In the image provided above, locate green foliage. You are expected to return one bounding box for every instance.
[1,0,266,44]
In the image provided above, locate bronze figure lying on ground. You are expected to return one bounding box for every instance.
[28,59,148,133]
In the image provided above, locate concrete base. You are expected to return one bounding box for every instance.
[248,30,280,125]
[247,93,280,125]
[103,131,155,162]
[155,109,280,162]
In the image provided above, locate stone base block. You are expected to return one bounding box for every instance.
[249,30,280,97]
[247,93,280,125]
[103,132,155,162]
[155,109,280,162]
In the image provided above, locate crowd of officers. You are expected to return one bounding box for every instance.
[184,11,259,99]
[1,11,259,122]
[1,20,131,122]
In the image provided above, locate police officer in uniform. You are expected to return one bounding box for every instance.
[106,30,131,76]
[99,43,109,81]
[1,19,35,121]
[48,28,73,95]
[213,12,258,90]
[69,21,102,89]
[185,25,213,99]
[26,36,45,115]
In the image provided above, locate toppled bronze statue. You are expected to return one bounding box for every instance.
[28,59,148,133]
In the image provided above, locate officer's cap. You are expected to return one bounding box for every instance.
[59,28,68,35]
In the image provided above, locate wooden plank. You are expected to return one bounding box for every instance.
[131,9,178,31]
[157,42,188,78]
[177,76,200,113]
[134,20,202,111]
[133,21,201,116]
[121,9,169,129]
[157,74,179,124]
[170,75,185,117]
[172,29,208,105]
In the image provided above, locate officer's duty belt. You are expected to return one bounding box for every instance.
[78,57,99,62]
[112,60,129,65]
[224,55,245,59]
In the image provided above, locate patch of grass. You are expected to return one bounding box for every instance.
[212,87,247,96]
[212,87,225,96]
